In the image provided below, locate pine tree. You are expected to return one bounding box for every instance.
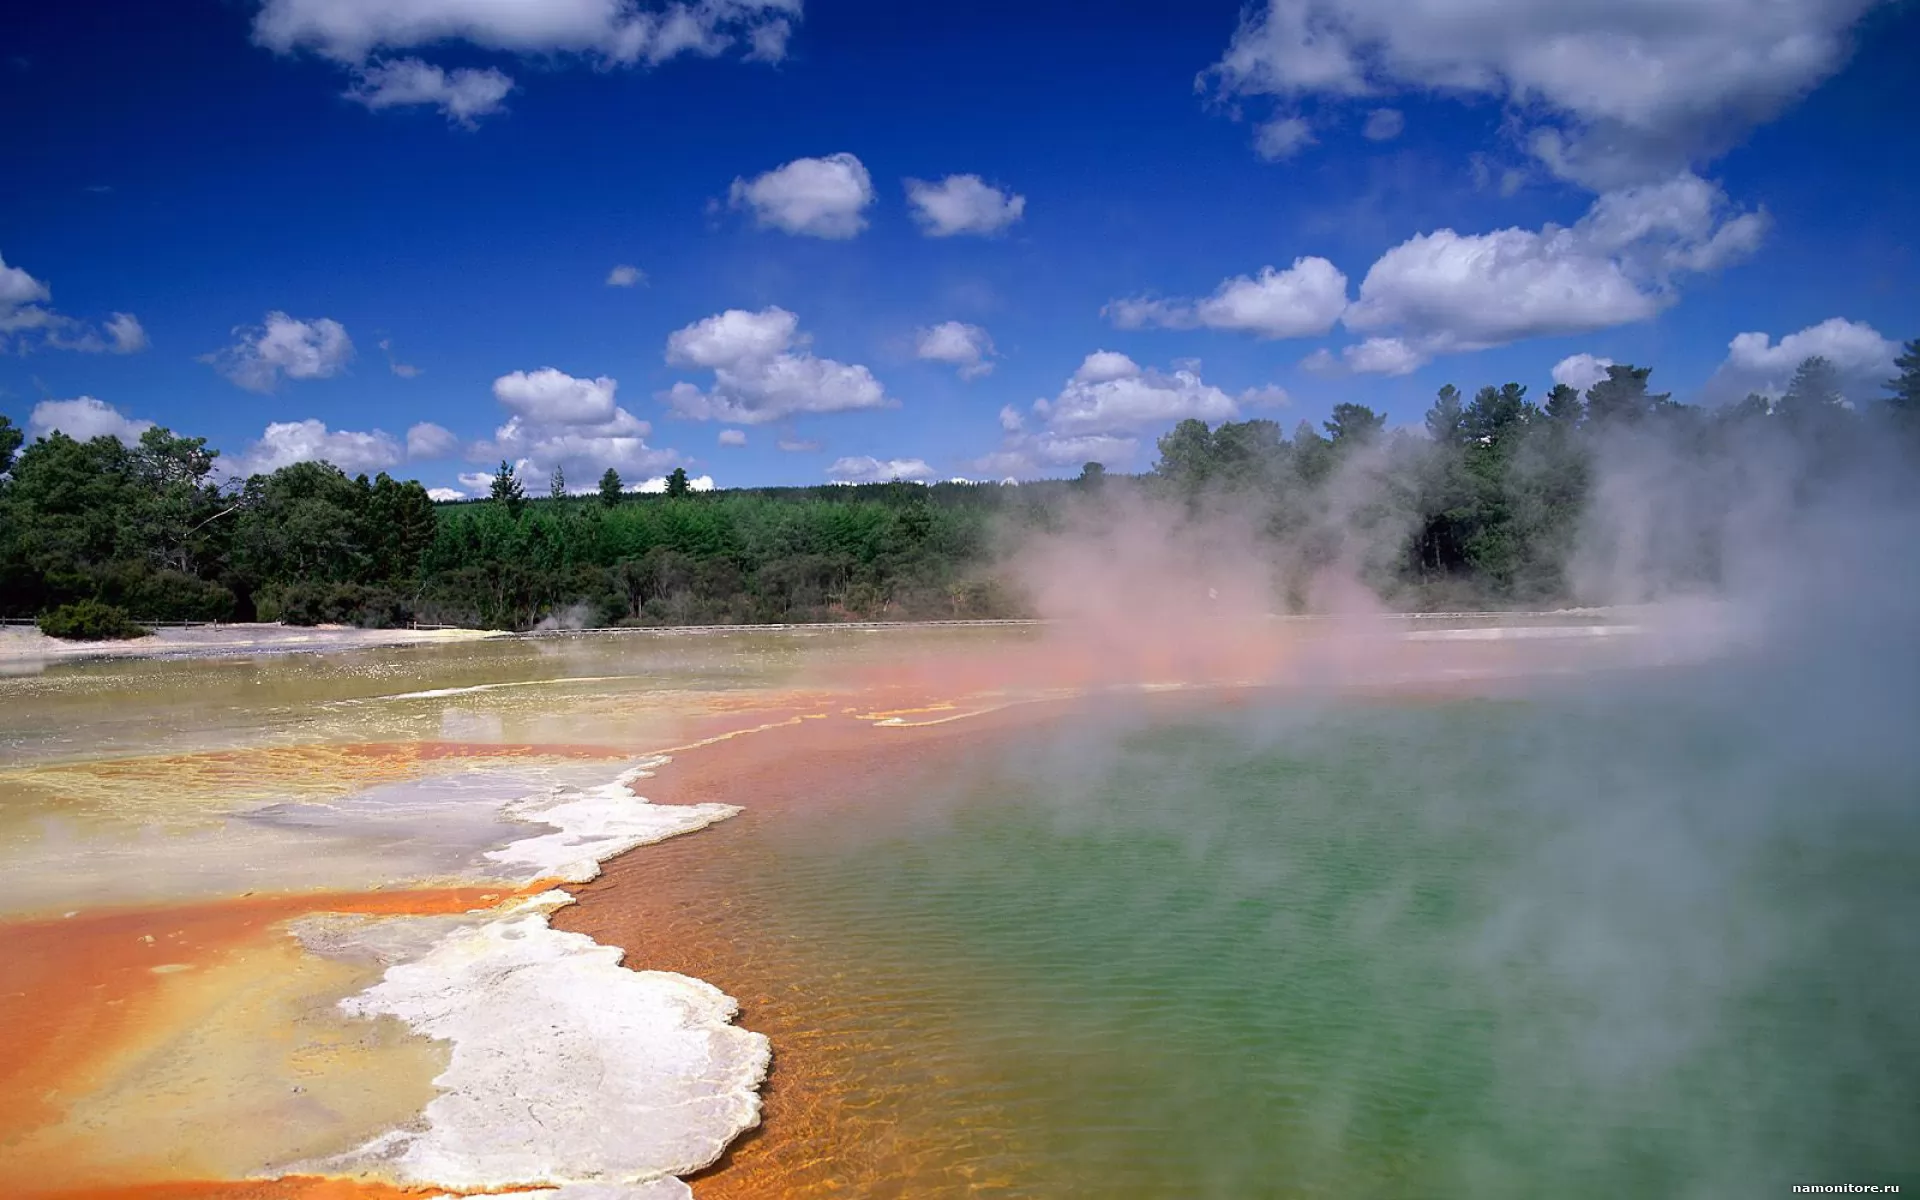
[665,466,692,498]
[1780,355,1844,417]
[599,468,623,507]
[489,459,525,519]
[1585,364,1670,426]
[549,465,566,500]
[1425,385,1467,446]
[1888,339,1920,415]
[1542,383,1583,425]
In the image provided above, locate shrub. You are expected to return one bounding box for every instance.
[38,600,150,641]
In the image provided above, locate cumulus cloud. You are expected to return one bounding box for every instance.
[406,421,460,458]
[1342,336,1428,376]
[976,352,1283,478]
[493,367,619,424]
[915,320,996,379]
[605,264,645,287]
[478,366,677,481]
[28,397,155,444]
[1254,116,1316,161]
[1106,256,1349,340]
[904,175,1026,237]
[0,250,148,355]
[204,312,353,392]
[227,419,402,478]
[1552,352,1616,393]
[635,472,715,493]
[1344,173,1766,354]
[426,486,465,501]
[718,428,747,446]
[661,306,892,424]
[344,58,513,125]
[729,153,873,239]
[1702,317,1901,405]
[826,455,935,484]
[253,0,802,67]
[1204,0,1884,186]
[1362,107,1404,140]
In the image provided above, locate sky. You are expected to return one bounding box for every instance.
[2,0,1917,496]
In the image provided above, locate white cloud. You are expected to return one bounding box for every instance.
[1106,256,1349,339]
[662,306,892,424]
[1205,0,1885,186]
[914,320,995,379]
[718,428,747,446]
[28,397,155,444]
[406,421,460,458]
[1254,116,1316,161]
[205,312,353,392]
[0,252,49,317]
[826,456,936,484]
[253,0,802,67]
[1703,317,1901,404]
[977,352,1282,478]
[1552,352,1616,392]
[493,367,619,424]
[0,250,148,355]
[477,367,678,482]
[1344,173,1765,353]
[379,338,422,377]
[228,419,402,478]
[605,264,645,287]
[904,175,1026,237]
[729,153,873,239]
[1343,336,1428,376]
[344,58,513,125]
[1040,352,1239,434]
[103,313,148,353]
[635,473,715,493]
[427,486,466,501]
[1362,107,1404,140]
[776,435,819,453]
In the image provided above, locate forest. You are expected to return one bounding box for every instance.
[3,346,1917,634]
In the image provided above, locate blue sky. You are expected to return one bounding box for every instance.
[2,0,1916,494]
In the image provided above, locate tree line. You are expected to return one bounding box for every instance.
[2,343,1915,632]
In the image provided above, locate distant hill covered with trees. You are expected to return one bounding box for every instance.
[3,347,1916,631]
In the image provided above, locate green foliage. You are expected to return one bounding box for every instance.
[549,465,566,499]
[3,345,1914,631]
[38,599,149,641]
[0,414,22,476]
[489,460,525,518]
[1585,364,1673,426]
[1889,339,1920,414]
[1324,403,1386,445]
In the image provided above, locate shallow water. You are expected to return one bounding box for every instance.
[620,670,1920,1197]
[5,620,1912,1196]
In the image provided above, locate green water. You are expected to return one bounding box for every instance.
[729,667,1920,1196]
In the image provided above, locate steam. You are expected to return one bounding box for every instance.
[534,602,597,632]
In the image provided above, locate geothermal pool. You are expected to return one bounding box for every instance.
[2,620,1913,1197]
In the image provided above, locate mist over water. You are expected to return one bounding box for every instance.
[707,659,1918,1196]
[703,418,1920,1196]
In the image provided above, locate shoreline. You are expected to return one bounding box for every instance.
[0,605,1675,668]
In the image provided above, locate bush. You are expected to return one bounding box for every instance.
[38,600,150,641]
[263,582,415,628]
